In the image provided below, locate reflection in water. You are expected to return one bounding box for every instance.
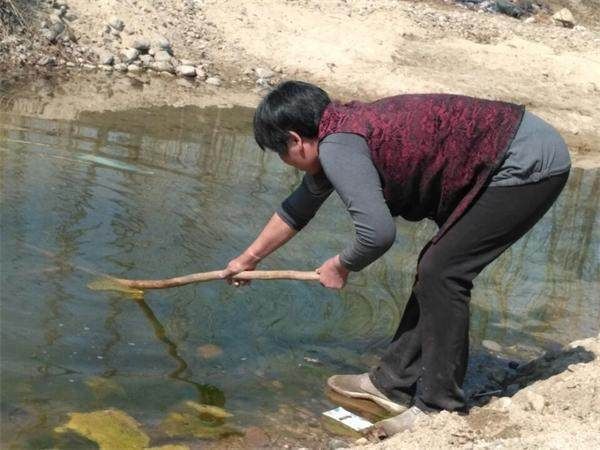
[0,103,598,448]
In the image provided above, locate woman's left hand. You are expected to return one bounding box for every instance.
[316,255,350,289]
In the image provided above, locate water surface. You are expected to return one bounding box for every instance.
[1,101,598,448]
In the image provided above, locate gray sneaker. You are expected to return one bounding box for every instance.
[326,373,408,414]
[371,405,429,439]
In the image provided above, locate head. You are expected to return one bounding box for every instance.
[253,80,331,174]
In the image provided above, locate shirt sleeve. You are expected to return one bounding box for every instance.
[319,133,396,272]
[276,169,334,231]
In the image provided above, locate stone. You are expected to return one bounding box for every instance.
[205,77,221,86]
[482,340,503,352]
[109,17,125,31]
[255,67,275,79]
[197,344,222,359]
[50,21,65,35]
[150,61,175,73]
[139,54,154,66]
[524,17,535,24]
[132,38,151,51]
[180,59,195,66]
[155,35,172,51]
[243,426,270,447]
[154,50,172,62]
[97,51,114,65]
[64,12,78,21]
[508,361,520,370]
[121,48,139,64]
[127,64,142,73]
[114,63,128,72]
[177,65,197,77]
[355,437,369,445]
[553,8,575,27]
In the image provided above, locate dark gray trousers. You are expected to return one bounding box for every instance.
[369,171,570,412]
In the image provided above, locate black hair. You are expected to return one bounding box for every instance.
[253,80,331,155]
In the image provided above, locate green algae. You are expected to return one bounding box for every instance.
[55,409,150,450]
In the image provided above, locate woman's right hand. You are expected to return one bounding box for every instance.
[219,252,260,287]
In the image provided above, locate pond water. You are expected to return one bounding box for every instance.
[1,99,598,448]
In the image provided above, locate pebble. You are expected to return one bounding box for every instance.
[177,65,197,77]
[114,63,128,72]
[41,28,59,43]
[255,67,275,79]
[355,437,369,445]
[205,77,222,86]
[150,61,175,73]
[154,50,172,62]
[482,340,503,352]
[127,64,142,73]
[156,36,172,51]
[37,55,57,66]
[524,17,535,24]
[109,17,125,31]
[132,38,151,52]
[243,426,270,447]
[121,48,139,64]
[98,51,114,65]
[552,8,575,28]
[139,54,154,66]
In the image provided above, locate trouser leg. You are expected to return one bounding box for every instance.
[370,172,569,411]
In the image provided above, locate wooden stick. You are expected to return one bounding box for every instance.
[106,270,320,290]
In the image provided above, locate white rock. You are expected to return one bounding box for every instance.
[177,65,196,77]
[524,17,535,24]
[139,54,154,66]
[574,24,586,31]
[150,61,174,73]
[113,63,128,72]
[205,76,221,86]
[121,48,139,64]
[109,17,125,31]
[552,8,575,28]
[179,59,194,66]
[127,64,142,73]
[155,35,171,50]
[97,50,114,65]
[154,50,172,62]
[255,67,275,79]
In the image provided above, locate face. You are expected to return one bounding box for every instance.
[279,132,322,175]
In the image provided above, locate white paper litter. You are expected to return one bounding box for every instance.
[322,406,373,432]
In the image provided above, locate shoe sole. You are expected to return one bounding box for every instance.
[327,376,407,414]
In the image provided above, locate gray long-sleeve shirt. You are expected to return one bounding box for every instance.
[276,111,570,271]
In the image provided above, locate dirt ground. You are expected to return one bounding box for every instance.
[1,1,599,448]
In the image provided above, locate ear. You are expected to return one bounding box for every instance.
[287,131,303,155]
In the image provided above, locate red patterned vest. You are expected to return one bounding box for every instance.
[317,94,524,243]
